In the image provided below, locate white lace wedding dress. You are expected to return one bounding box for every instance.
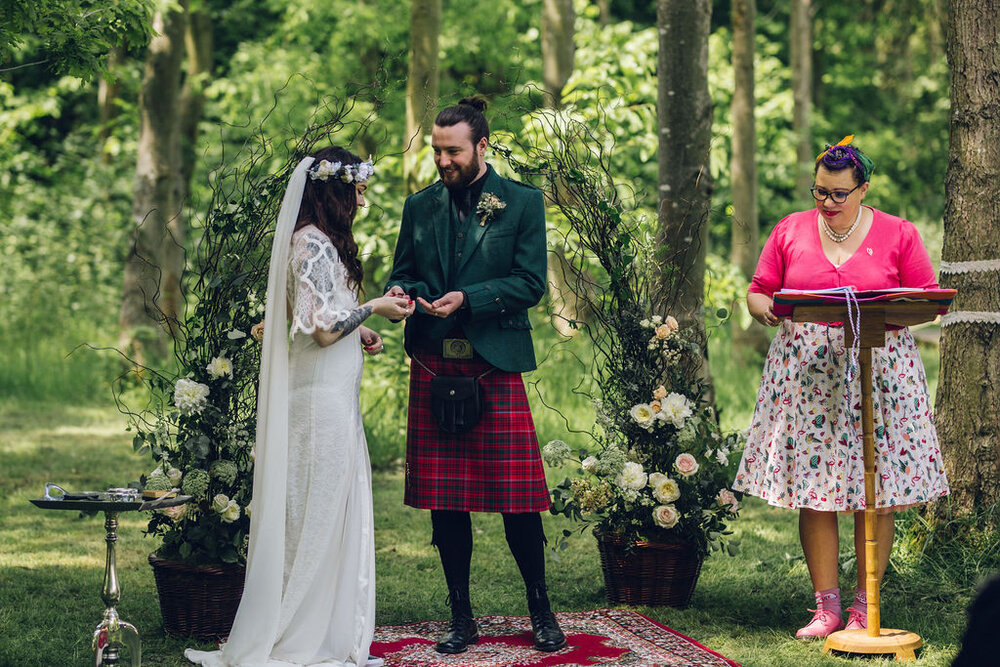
[186,224,376,666]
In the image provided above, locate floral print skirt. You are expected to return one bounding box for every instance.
[733,321,949,511]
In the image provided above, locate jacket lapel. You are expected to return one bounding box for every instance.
[431,183,452,283]
[455,169,504,275]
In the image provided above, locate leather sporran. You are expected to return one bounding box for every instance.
[429,375,484,435]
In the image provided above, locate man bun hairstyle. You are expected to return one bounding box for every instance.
[435,95,490,145]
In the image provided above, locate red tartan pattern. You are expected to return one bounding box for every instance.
[404,352,551,513]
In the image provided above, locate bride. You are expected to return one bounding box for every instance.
[186,147,413,666]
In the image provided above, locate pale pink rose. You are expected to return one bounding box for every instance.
[717,489,739,514]
[650,399,662,414]
[654,324,672,340]
[664,315,679,333]
[652,504,680,529]
[652,385,667,400]
[160,505,188,523]
[674,452,699,477]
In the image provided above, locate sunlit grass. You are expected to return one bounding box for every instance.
[0,329,970,666]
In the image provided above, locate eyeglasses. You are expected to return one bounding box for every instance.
[810,184,860,204]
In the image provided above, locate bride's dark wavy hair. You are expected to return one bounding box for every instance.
[295,145,366,290]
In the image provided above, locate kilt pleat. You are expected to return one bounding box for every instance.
[403,352,552,513]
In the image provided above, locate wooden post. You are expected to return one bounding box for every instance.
[792,301,934,660]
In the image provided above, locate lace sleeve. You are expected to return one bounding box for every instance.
[288,227,355,338]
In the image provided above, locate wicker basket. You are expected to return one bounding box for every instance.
[148,553,246,639]
[595,531,704,608]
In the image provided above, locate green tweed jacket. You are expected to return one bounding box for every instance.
[385,167,547,373]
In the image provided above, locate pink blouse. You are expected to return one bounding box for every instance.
[749,207,938,296]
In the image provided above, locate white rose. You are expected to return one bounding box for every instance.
[648,472,667,489]
[206,356,234,380]
[166,467,183,485]
[173,378,210,416]
[212,493,230,514]
[674,452,700,477]
[717,489,739,514]
[629,403,655,427]
[651,315,663,324]
[660,392,693,429]
[616,461,647,491]
[640,318,651,328]
[652,504,680,529]
[653,477,681,504]
[220,500,241,523]
[581,456,599,473]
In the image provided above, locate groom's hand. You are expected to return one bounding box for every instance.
[418,291,465,318]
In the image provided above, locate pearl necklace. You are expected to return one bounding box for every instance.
[821,206,863,243]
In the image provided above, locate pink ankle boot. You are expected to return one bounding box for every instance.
[845,606,867,631]
[795,608,845,639]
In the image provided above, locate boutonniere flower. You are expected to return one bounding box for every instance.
[476,193,506,226]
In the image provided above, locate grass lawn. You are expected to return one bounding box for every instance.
[0,398,973,666]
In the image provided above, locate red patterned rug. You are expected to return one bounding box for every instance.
[371,608,740,666]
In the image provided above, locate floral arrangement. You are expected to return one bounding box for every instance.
[494,112,744,557]
[308,158,374,183]
[542,314,743,556]
[475,192,506,225]
[117,118,357,566]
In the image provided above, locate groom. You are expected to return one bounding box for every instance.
[385,96,566,654]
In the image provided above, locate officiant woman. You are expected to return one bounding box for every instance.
[732,136,949,638]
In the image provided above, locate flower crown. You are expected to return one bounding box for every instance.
[308,158,375,184]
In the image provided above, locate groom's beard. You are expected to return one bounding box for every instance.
[439,156,483,190]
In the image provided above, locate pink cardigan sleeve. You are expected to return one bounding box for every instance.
[749,218,788,296]
[898,221,938,289]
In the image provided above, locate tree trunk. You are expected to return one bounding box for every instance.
[120,2,188,358]
[404,0,441,195]
[729,0,769,358]
[654,0,713,392]
[936,0,1000,515]
[542,0,575,107]
[542,0,583,336]
[97,47,121,155]
[790,0,813,206]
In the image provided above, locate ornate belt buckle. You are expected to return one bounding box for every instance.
[443,338,473,359]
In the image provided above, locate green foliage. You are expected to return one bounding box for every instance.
[497,111,744,556]
[0,401,966,665]
[1,0,153,80]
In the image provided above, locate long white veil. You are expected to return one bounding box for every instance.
[186,156,314,666]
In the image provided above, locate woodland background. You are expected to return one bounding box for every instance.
[3,1,1000,665]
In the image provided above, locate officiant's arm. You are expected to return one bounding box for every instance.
[748,291,779,327]
[461,189,547,321]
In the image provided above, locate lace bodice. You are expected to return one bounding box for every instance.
[287,225,357,338]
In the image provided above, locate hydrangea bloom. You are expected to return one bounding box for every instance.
[210,459,239,486]
[542,439,572,466]
[181,468,210,498]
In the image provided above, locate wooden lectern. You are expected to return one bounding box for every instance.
[789,300,944,662]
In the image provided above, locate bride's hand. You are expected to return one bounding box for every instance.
[360,327,383,355]
[370,295,413,320]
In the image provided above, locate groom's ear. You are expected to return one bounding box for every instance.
[476,136,488,156]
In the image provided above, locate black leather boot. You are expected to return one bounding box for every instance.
[527,582,566,652]
[434,588,479,654]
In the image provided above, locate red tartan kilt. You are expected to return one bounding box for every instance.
[404,352,552,513]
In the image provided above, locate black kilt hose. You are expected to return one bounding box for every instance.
[404,352,552,514]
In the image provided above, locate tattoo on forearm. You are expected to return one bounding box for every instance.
[330,304,373,339]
